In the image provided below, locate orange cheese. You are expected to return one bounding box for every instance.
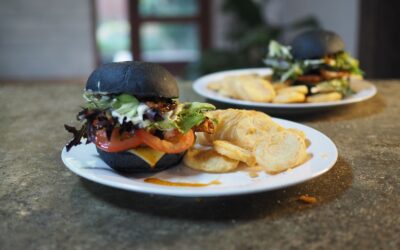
[128,147,165,168]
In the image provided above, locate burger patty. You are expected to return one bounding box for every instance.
[296,69,350,84]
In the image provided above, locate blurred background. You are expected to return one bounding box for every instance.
[0,0,399,82]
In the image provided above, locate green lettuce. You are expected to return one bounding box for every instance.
[82,91,216,132]
[83,92,113,110]
[267,40,292,60]
[264,41,363,82]
[152,102,216,133]
[83,92,141,121]
[311,79,354,96]
[176,102,216,133]
[330,52,363,75]
[111,93,139,119]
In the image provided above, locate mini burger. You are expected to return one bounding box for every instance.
[65,61,215,173]
[264,30,363,97]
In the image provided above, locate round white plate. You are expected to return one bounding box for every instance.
[61,118,338,197]
[192,68,377,114]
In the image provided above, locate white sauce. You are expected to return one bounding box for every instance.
[111,103,150,128]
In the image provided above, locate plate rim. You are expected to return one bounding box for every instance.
[192,67,377,109]
[61,118,338,197]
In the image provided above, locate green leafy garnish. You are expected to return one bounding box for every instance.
[111,93,140,120]
[267,40,292,60]
[263,40,294,81]
[311,79,354,96]
[83,92,141,121]
[264,40,363,82]
[330,52,363,75]
[82,91,216,132]
[151,102,216,133]
[176,102,216,133]
[83,92,113,110]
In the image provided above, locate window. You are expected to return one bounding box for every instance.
[93,0,210,75]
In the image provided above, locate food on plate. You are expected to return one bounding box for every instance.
[207,30,363,104]
[208,75,275,102]
[213,140,255,167]
[264,29,363,102]
[183,147,239,173]
[273,91,306,104]
[64,61,216,173]
[144,177,221,187]
[197,109,281,150]
[277,85,308,95]
[306,92,342,103]
[253,130,307,173]
[184,109,308,174]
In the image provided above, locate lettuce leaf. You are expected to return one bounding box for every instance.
[264,41,363,82]
[151,102,216,133]
[267,40,292,60]
[111,93,139,119]
[311,79,354,96]
[83,92,113,110]
[82,91,216,132]
[176,102,216,133]
[330,52,363,75]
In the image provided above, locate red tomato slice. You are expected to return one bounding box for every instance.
[95,129,142,153]
[137,129,195,154]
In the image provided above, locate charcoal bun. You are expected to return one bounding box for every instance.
[96,147,184,173]
[86,61,179,98]
[291,30,345,59]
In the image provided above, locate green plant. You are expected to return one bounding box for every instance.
[189,0,320,77]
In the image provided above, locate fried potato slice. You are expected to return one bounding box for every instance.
[233,76,275,102]
[207,81,222,91]
[201,109,283,150]
[183,148,239,173]
[286,128,306,140]
[306,92,342,103]
[196,132,212,146]
[273,82,291,91]
[208,75,276,102]
[273,92,306,103]
[207,76,239,98]
[254,130,307,174]
[277,85,308,95]
[213,140,256,166]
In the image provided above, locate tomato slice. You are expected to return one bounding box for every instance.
[95,129,142,152]
[137,129,195,154]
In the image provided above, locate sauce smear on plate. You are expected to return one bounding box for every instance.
[144,178,221,187]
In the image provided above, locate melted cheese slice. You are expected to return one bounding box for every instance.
[128,147,165,168]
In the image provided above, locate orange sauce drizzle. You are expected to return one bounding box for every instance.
[144,178,221,187]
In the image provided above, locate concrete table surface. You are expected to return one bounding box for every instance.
[0,81,399,250]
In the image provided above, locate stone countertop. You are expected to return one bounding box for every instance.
[0,81,399,250]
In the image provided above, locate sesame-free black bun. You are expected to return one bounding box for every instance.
[97,147,184,173]
[86,61,179,98]
[291,30,345,60]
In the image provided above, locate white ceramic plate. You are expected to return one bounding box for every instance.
[61,118,338,197]
[192,68,377,114]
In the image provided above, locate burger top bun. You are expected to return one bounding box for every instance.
[86,61,179,99]
[291,30,345,60]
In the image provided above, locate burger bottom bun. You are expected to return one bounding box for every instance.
[96,147,184,173]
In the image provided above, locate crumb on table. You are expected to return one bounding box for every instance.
[298,194,317,204]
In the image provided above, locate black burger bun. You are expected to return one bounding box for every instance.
[96,147,184,173]
[86,61,179,99]
[291,30,345,60]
